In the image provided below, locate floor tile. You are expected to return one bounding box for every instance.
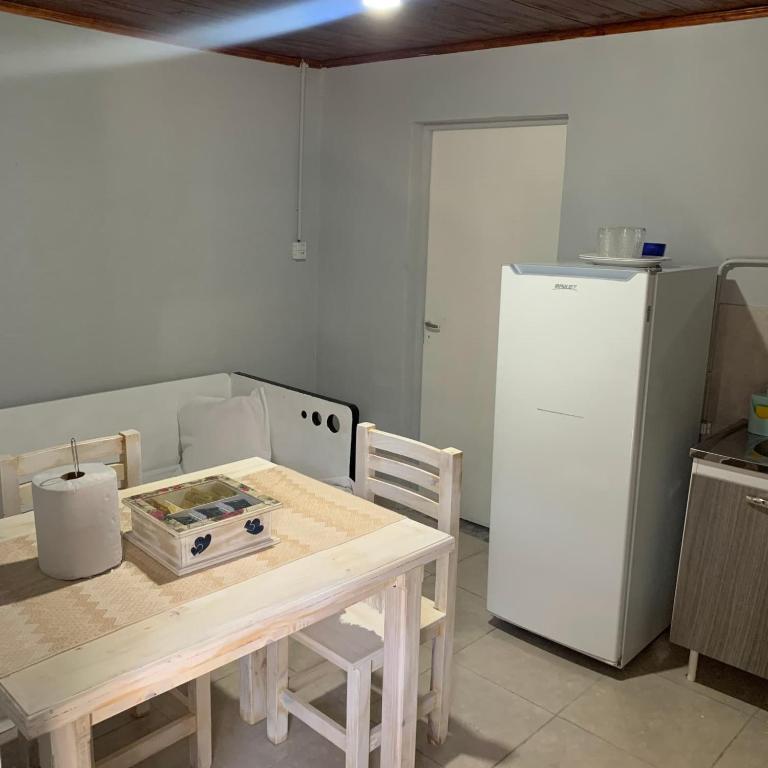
[608,633,760,717]
[619,630,692,679]
[416,665,552,768]
[303,673,434,768]
[655,650,765,716]
[284,651,550,768]
[497,717,651,767]
[91,692,187,766]
[455,630,599,713]
[659,665,759,717]
[457,553,488,599]
[419,525,487,576]
[67,580,763,768]
[458,533,487,562]
[452,589,494,652]
[459,520,490,544]
[93,705,173,762]
[212,669,346,768]
[212,660,238,682]
[414,754,443,767]
[421,578,493,653]
[91,707,146,739]
[561,674,750,768]
[289,637,326,673]
[151,685,200,723]
[299,674,362,728]
[714,715,768,768]
[211,716,345,768]
[74,637,759,768]
[212,670,241,699]
[131,740,190,768]
[370,749,442,767]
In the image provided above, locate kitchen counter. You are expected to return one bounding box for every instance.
[691,420,768,474]
[671,421,768,681]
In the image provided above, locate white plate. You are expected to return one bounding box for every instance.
[578,253,670,267]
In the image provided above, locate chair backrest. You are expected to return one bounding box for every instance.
[0,430,141,518]
[354,422,462,613]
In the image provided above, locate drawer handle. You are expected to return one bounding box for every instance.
[746,495,768,511]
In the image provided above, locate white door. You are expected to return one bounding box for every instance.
[420,124,567,526]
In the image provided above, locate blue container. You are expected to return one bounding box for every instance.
[642,242,667,257]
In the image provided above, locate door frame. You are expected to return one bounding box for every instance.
[403,115,570,440]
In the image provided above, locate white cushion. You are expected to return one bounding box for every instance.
[0,373,232,478]
[324,476,354,493]
[143,464,184,483]
[178,389,271,473]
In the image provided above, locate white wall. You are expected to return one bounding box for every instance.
[315,19,768,436]
[0,13,321,409]
[4,13,768,427]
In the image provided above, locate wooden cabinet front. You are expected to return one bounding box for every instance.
[671,468,768,678]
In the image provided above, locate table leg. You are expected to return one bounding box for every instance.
[39,717,93,768]
[687,650,699,683]
[240,649,267,725]
[346,658,372,768]
[189,674,212,768]
[381,567,423,768]
[266,639,289,745]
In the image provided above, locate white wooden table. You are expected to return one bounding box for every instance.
[0,458,453,768]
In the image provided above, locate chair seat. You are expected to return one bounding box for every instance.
[294,596,445,672]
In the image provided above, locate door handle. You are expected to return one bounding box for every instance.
[746,495,768,512]
[424,321,441,333]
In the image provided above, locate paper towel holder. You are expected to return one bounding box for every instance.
[61,437,86,481]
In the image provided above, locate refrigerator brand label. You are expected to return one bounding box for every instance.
[553,283,577,291]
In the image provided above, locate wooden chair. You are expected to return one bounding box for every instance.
[0,430,142,518]
[242,422,462,766]
[0,431,213,768]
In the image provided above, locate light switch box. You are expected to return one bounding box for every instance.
[292,241,307,261]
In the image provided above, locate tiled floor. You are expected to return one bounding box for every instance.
[4,529,768,768]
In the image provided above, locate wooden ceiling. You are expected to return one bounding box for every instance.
[1,0,767,67]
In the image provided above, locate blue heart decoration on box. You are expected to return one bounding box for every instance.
[190,534,212,556]
[244,518,264,535]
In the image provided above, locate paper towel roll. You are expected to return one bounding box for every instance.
[32,462,122,580]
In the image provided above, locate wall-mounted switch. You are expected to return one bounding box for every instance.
[292,241,307,261]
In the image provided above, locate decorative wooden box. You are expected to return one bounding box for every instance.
[124,476,280,575]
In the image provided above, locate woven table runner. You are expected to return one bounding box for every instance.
[0,466,401,678]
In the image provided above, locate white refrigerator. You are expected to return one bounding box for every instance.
[488,263,716,667]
